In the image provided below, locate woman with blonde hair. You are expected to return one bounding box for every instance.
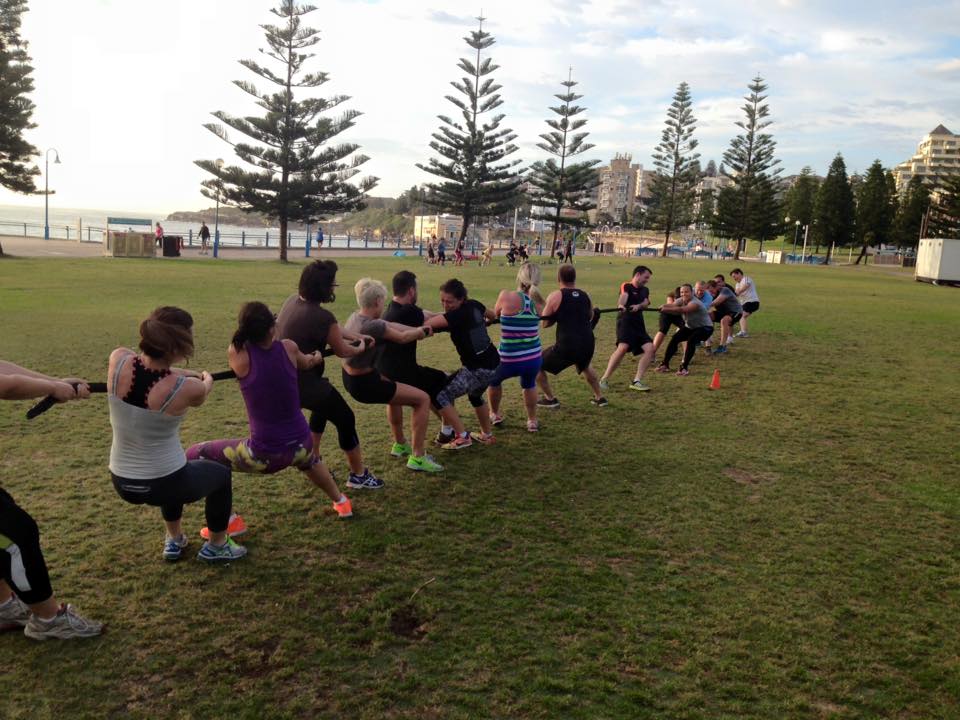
[342,278,444,473]
[488,262,545,432]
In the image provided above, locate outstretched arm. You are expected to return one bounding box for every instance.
[383,323,432,344]
[541,290,562,328]
[0,359,90,399]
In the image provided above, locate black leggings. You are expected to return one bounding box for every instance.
[111,460,232,533]
[0,488,53,605]
[663,326,714,370]
[304,386,360,452]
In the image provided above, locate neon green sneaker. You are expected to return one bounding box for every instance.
[390,442,412,458]
[406,454,444,473]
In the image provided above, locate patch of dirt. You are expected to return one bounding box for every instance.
[723,467,780,486]
[389,603,430,640]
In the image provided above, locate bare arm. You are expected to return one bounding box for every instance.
[541,290,562,328]
[424,314,449,331]
[382,323,431,344]
[281,339,324,371]
[0,374,78,402]
[0,359,91,397]
[328,323,365,358]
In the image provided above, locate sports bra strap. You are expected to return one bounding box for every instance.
[112,353,132,396]
[157,375,187,413]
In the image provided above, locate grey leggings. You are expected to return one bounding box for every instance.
[435,366,497,409]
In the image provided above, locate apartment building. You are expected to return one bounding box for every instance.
[893,124,960,191]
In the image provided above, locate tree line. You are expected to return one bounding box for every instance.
[2,1,959,261]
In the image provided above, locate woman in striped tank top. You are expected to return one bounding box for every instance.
[488,263,545,432]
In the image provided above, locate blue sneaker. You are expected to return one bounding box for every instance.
[163,533,189,562]
[197,537,248,563]
[346,468,385,490]
[713,345,729,355]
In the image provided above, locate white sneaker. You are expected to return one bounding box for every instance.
[0,594,31,629]
[24,604,103,640]
[734,331,749,338]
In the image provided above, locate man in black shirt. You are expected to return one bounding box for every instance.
[378,270,473,448]
[424,278,498,444]
[599,265,656,392]
[536,264,606,407]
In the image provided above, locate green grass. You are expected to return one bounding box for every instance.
[0,254,958,719]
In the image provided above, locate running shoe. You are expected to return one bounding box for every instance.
[163,533,190,561]
[676,368,690,376]
[629,380,651,392]
[713,345,729,355]
[197,537,248,563]
[200,513,247,541]
[590,396,609,407]
[598,379,609,391]
[333,496,354,519]
[537,397,561,408]
[434,430,455,446]
[406,455,445,473]
[0,595,30,630]
[23,604,102,641]
[655,364,671,373]
[440,433,473,450]
[527,419,540,433]
[475,432,496,445]
[489,413,504,427]
[346,468,384,490]
[734,331,750,338]
[704,347,713,355]
[390,442,413,457]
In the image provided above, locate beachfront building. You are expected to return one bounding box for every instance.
[692,174,735,220]
[594,153,643,222]
[893,124,960,192]
[414,214,462,242]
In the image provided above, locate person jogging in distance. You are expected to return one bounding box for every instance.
[731,268,760,337]
[599,265,656,392]
[536,264,606,408]
[656,284,714,375]
[0,362,102,640]
[198,222,211,255]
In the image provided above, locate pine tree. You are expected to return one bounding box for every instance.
[416,16,523,244]
[893,175,930,247]
[853,160,895,263]
[696,188,715,228]
[0,0,40,257]
[785,167,819,227]
[748,175,783,252]
[526,69,600,257]
[718,75,781,259]
[814,154,856,263]
[197,1,376,262]
[927,173,960,238]
[649,82,700,256]
[705,159,718,177]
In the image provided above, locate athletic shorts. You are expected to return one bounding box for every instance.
[489,355,542,390]
[714,307,742,324]
[387,365,450,405]
[435,365,498,409]
[743,301,760,314]
[541,340,594,375]
[658,312,684,334]
[616,325,653,355]
[187,435,317,475]
[342,368,397,405]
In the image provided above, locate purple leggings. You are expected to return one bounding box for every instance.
[186,435,318,475]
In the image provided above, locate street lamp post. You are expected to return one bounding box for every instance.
[791,220,802,262]
[44,148,61,240]
[213,158,224,258]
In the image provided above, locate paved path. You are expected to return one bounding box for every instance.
[0,235,417,260]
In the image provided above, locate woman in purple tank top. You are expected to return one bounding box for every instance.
[187,302,354,526]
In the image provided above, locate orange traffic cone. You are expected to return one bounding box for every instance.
[709,369,721,390]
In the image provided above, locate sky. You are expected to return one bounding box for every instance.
[2,0,959,216]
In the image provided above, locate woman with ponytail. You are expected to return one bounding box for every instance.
[186,301,355,529]
[108,306,246,563]
[487,262,545,432]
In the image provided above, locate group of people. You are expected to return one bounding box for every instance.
[0,258,760,641]
[426,236,467,266]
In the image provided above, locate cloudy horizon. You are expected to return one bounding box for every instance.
[2,0,958,215]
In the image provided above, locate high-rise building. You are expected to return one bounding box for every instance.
[893,124,960,191]
[595,153,641,221]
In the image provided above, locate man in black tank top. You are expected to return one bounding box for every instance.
[536,265,607,407]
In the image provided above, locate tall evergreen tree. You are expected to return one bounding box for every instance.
[197,1,375,262]
[649,82,700,256]
[705,159,718,177]
[893,175,930,247]
[417,16,523,244]
[718,75,781,258]
[527,69,600,257]
[0,0,40,257]
[927,173,960,238]
[784,166,818,227]
[853,160,896,263]
[814,154,856,263]
[696,188,715,229]
[748,175,783,252]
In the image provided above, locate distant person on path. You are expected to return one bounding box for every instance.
[155,222,164,248]
[535,264,607,408]
[0,361,102,640]
[656,284,714,376]
[436,237,447,266]
[276,261,384,490]
[186,302,355,524]
[198,222,211,255]
[454,239,465,266]
[107,307,247,564]
[731,268,759,338]
[427,240,435,264]
[479,243,494,267]
[599,265,656,392]
[316,225,324,248]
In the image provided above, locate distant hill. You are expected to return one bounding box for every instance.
[166,196,399,230]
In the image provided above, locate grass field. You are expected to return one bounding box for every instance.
[0,254,958,719]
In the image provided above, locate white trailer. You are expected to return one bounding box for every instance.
[916,238,960,285]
